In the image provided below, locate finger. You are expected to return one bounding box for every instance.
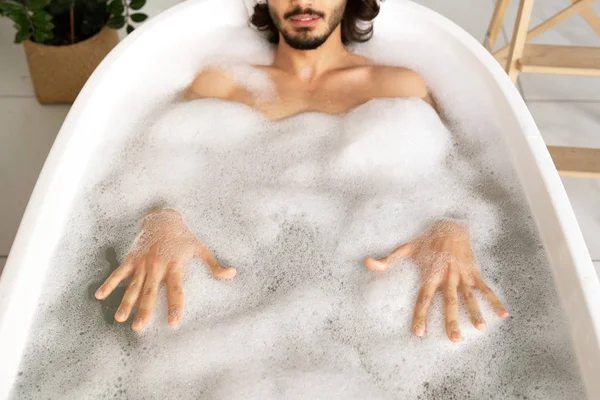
[474,273,509,318]
[132,244,165,331]
[364,242,415,272]
[412,281,439,337]
[114,259,147,323]
[444,263,461,343]
[460,281,486,330]
[196,242,237,280]
[95,255,135,299]
[166,261,185,327]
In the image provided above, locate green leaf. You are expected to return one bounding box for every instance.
[126,24,134,34]
[0,2,26,14]
[108,0,124,14]
[29,0,53,11]
[33,22,53,35]
[41,22,54,35]
[107,14,125,29]
[31,11,53,37]
[130,12,147,22]
[15,24,31,43]
[15,32,27,43]
[129,0,145,11]
[31,10,52,24]
[6,9,30,31]
[33,28,54,43]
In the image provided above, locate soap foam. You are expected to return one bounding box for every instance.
[9,17,584,400]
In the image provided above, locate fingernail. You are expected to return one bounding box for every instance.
[451,331,461,341]
[222,268,237,279]
[95,288,103,298]
[133,318,144,330]
[414,324,425,337]
[168,312,180,327]
[495,307,509,318]
[365,258,386,272]
[116,309,127,319]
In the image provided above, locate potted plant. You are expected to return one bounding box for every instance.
[0,0,148,104]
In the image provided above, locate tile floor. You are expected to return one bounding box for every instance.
[0,0,599,277]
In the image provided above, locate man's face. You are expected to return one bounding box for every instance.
[268,0,347,50]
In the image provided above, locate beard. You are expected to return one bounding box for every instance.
[270,4,346,50]
[280,29,331,50]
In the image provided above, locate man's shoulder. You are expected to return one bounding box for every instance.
[368,65,430,100]
[185,67,239,100]
[372,65,426,82]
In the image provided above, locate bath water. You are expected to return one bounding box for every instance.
[8,24,585,400]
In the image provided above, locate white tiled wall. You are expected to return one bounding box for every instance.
[0,0,599,276]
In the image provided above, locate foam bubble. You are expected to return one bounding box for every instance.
[332,98,451,187]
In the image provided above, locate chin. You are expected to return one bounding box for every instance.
[285,31,328,47]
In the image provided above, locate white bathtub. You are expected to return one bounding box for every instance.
[1,0,599,398]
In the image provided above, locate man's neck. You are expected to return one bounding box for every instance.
[272,28,351,82]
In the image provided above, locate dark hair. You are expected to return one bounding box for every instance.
[250,0,381,45]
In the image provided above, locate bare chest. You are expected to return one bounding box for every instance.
[238,78,376,121]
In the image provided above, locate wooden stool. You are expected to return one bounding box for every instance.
[485,0,600,178]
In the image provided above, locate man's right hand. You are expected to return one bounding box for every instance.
[94,209,236,331]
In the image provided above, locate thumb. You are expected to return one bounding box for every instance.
[364,242,414,272]
[195,241,237,280]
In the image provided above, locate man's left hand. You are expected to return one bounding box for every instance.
[364,219,509,343]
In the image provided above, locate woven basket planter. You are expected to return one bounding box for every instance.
[22,26,119,104]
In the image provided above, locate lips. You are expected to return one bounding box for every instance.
[289,14,320,27]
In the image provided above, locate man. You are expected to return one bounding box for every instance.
[95,0,508,343]
[185,0,435,120]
